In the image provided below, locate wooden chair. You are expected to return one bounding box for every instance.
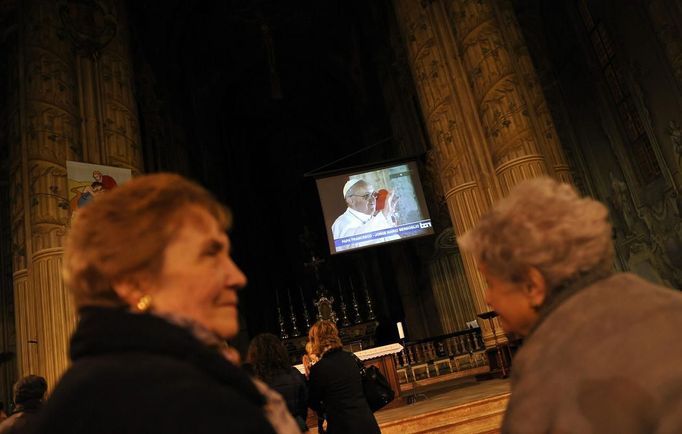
[433,357,453,374]
[411,362,430,379]
[471,350,488,367]
[453,354,472,371]
[396,367,410,383]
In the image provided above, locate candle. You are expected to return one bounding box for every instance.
[397,322,405,339]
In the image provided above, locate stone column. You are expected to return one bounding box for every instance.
[429,239,479,333]
[445,0,572,193]
[393,0,573,344]
[63,0,143,170]
[9,0,142,387]
[9,0,80,385]
[393,0,499,345]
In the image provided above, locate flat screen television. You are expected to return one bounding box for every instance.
[316,160,434,254]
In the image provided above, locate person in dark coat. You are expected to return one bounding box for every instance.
[30,173,299,434]
[0,375,47,434]
[304,321,380,434]
[245,333,309,431]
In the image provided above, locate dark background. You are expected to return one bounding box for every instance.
[126,0,438,349]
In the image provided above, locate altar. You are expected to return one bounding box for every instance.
[283,320,379,364]
[278,254,405,414]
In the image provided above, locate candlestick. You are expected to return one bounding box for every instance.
[275,288,288,339]
[362,273,376,320]
[337,279,350,327]
[349,277,362,324]
[287,287,300,336]
[299,286,311,331]
[397,321,405,339]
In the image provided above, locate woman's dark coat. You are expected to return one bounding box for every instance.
[0,402,42,434]
[267,368,308,431]
[308,348,380,434]
[30,307,276,434]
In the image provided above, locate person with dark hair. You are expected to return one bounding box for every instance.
[0,375,47,434]
[70,181,103,209]
[30,173,300,434]
[304,321,380,434]
[245,334,309,431]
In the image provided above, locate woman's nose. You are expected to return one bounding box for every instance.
[225,258,247,289]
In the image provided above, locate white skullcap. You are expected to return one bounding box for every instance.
[342,179,363,198]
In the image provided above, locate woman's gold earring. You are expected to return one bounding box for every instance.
[136,294,152,312]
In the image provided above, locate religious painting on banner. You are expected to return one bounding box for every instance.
[66,161,132,218]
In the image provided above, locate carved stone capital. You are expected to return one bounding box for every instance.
[58,0,117,56]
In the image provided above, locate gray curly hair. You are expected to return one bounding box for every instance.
[458,177,613,291]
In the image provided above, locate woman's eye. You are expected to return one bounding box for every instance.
[204,248,220,257]
[202,240,225,257]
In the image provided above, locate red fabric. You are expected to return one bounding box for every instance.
[376,189,388,211]
[100,175,118,190]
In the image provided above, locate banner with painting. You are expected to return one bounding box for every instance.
[66,161,132,216]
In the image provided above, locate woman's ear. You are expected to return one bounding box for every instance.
[112,273,154,308]
[111,277,141,308]
[526,267,547,308]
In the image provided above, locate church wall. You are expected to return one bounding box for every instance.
[515,0,682,287]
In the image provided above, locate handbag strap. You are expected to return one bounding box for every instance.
[351,353,367,377]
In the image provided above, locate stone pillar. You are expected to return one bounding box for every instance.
[9,0,80,385]
[393,0,499,344]
[429,239,479,333]
[8,0,142,387]
[63,0,143,170]
[393,0,573,344]
[445,0,572,192]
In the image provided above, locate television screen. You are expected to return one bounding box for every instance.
[316,160,434,254]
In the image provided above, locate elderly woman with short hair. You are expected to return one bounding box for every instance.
[32,173,299,434]
[459,177,682,434]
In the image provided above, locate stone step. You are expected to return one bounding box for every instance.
[379,392,510,434]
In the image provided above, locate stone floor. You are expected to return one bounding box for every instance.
[309,377,511,433]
